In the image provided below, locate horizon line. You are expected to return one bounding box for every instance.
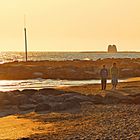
[0,50,140,53]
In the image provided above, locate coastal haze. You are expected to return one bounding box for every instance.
[0,0,140,51]
[0,1,140,140]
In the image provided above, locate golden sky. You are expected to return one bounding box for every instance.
[0,0,140,51]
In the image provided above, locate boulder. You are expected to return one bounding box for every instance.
[38,88,65,96]
[52,100,81,112]
[65,94,92,103]
[21,89,37,96]
[18,104,36,111]
[32,94,48,103]
[103,94,121,104]
[35,103,51,112]
[0,100,11,109]
[89,95,103,104]
[9,94,30,105]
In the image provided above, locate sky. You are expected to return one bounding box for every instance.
[0,0,140,52]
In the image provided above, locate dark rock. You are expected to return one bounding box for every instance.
[10,94,30,105]
[46,95,65,102]
[120,99,134,104]
[88,95,103,104]
[46,93,76,102]
[32,94,48,103]
[18,104,36,111]
[103,95,120,104]
[0,99,11,105]
[53,100,81,112]
[65,94,91,103]
[21,89,37,96]
[0,100,11,109]
[35,103,51,112]
[38,88,65,96]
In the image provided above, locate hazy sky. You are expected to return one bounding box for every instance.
[0,0,140,51]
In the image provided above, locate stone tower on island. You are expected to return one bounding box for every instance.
[108,45,117,53]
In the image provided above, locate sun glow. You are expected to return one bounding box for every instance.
[0,0,140,51]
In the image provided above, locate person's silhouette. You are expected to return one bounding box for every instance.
[111,63,119,90]
[100,65,108,90]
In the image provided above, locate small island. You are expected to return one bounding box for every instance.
[108,45,118,53]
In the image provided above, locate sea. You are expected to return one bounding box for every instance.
[0,51,139,91]
[0,51,140,63]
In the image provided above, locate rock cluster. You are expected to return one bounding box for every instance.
[0,88,140,117]
[0,58,139,80]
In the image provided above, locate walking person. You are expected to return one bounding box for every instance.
[111,63,119,90]
[100,65,108,90]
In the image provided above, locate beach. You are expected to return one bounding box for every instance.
[0,79,140,139]
[0,58,140,139]
[1,0,140,139]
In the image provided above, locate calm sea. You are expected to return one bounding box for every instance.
[0,52,139,63]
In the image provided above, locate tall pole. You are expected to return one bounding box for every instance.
[24,15,28,62]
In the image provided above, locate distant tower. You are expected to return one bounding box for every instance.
[108,45,117,53]
[24,15,28,61]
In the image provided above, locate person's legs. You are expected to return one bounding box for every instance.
[104,79,107,90]
[101,78,104,90]
[111,78,115,90]
[114,78,118,89]
[101,78,106,90]
[112,77,118,90]
[114,80,118,89]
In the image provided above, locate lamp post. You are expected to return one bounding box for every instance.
[24,15,28,61]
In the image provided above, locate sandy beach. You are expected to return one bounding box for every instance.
[1,0,140,139]
[0,79,140,139]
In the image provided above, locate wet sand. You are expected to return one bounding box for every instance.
[0,80,140,139]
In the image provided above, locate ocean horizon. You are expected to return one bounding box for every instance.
[0,51,139,63]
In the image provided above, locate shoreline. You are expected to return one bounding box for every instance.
[0,80,139,139]
[0,58,139,139]
[0,77,139,92]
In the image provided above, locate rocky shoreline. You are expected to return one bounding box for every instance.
[0,81,140,117]
[0,58,139,80]
[0,81,140,139]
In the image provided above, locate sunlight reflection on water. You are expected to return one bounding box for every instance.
[0,52,140,63]
[0,79,126,92]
